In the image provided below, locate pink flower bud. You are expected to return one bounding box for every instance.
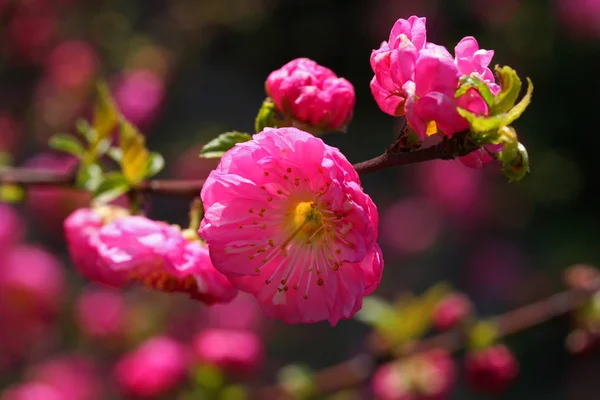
[465,345,518,393]
[265,58,355,131]
[29,356,102,400]
[114,337,188,398]
[192,329,264,376]
[432,293,472,331]
[0,245,64,317]
[0,383,64,400]
[64,207,131,287]
[75,288,127,342]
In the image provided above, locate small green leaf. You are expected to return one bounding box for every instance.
[503,77,534,126]
[107,147,123,164]
[468,320,499,350]
[76,163,104,191]
[120,120,149,184]
[92,172,130,204]
[49,134,86,157]
[355,296,397,327]
[456,74,495,108]
[255,98,278,133]
[457,108,505,133]
[145,152,164,178]
[199,131,252,159]
[490,65,522,115]
[93,82,119,141]
[75,119,94,142]
[0,184,25,203]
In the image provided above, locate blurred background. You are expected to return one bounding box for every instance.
[1,0,599,399]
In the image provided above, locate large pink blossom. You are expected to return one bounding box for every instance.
[200,127,383,325]
[192,329,264,376]
[114,336,188,399]
[96,216,237,304]
[64,207,130,287]
[75,288,127,341]
[265,58,355,131]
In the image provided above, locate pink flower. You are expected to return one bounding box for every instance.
[0,245,64,317]
[46,40,98,90]
[113,69,165,128]
[200,127,382,325]
[0,204,24,253]
[432,293,473,331]
[192,329,264,376]
[370,16,426,116]
[371,363,413,400]
[64,207,131,287]
[114,336,188,398]
[75,288,127,341]
[0,383,65,400]
[29,356,102,400]
[203,293,264,332]
[265,58,355,131]
[96,216,237,303]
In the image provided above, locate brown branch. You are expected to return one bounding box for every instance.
[254,278,600,400]
[0,167,204,197]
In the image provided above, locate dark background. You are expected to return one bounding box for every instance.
[1,0,600,398]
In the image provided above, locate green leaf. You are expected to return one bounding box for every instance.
[199,131,252,159]
[355,296,397,327]
[49,134,86,157]
[0,184,25,203]
[457,108,505,133]
[120,120,149,184]
[145,152,164,178]
[503,77,534,126]
[92,172,130,204]
[93,82,119,141]
[75,119,94,142]
[468,320,499,350]
[490,65,522,115]
[255,98,278,133]
[456,74,495,108]
[76,163,104,191]
[107,147,123,164]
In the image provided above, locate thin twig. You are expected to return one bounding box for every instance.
[254,279,600,400]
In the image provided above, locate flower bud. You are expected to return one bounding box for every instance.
[464,344,518,393]
[432,293,472,331]
[265,58,355,134]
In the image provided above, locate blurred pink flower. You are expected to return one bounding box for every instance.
[96,216,237,303]
[64,207,131,287]
[265,58,355,131]
[381,197,441,255]
[556,0,600,39]
[75,288,127,341]
[113,69,165,128]
[0,382,65,400]
[192,329,264,376]
[0,204,24,253]
[0,245,64,317]
[371,363,413,400]
[371,349,455,400]
[29,356,102,400]
[200,127,382,325]
[114,336,188,398]
[0,112,22,154]
[7,14,56,65]
[25,153,90,232]
[46,41,98,91]
[414,160,482,217]
[203,292,264,332]
[432,293,472,331]
[465,345,518,393]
